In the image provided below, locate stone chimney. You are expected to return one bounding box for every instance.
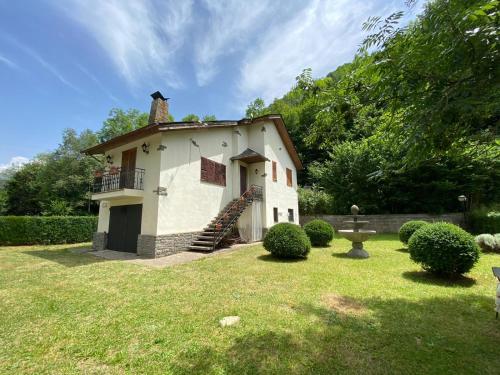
[148,91,170,124]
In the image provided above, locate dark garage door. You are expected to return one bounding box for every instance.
[107,204,142,253]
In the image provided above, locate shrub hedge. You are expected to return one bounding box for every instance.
[0,216,97,245]
[263,223,311,259]
[399,220,429,245]
[408,222,480,276]
[298,187,335,215]
[468,208,500,234]
[303,219,334,246]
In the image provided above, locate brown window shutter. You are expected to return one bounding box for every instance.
[286,168,292,187]
[201,157,209,182]
[272,161,277,182]
[208,159,215,182]
[200,157,226,186]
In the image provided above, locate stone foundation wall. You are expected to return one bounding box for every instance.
[300,213,463,233]
[92,232,107,251]
[137,232,200,258]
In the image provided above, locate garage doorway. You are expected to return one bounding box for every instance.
[107,204,142,253]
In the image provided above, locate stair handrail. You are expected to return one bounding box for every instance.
[212,184,263,249]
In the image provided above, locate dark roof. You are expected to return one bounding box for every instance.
[82,114,303,170]
[151,91,167,100]
[230,148,270,163]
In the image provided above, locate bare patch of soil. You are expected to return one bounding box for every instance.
[322,294,367,315]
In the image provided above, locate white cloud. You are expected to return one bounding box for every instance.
[0,54,20,70]
[46,0,408,106]
[55,0,193,89]
[1,36,81,93]
[237,0,397,106]
[194,0,276,86]
[0,156,29,172]
[76,64,119,102]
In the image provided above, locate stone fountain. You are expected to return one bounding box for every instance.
[338,205,376,258]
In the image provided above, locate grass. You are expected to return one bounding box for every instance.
[0,234,499,374]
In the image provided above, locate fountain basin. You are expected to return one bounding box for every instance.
[337,205,377,259]
[338,229,376,258]
[337,229,376,242]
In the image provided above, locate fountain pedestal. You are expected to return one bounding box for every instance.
[337,205,376,259]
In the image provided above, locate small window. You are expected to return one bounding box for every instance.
[288,209,294,222]
[286,168,292,187]
[273,207,278,223]
[272,161,277,182]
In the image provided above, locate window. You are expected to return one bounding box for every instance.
[272,161,277,182]
[288,209,294,222]
[273,207,278,223]
[286,168,293,187]
[200,157,226,186]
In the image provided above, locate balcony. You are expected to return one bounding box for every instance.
[91,168,145,200]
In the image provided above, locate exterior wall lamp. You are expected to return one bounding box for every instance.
[106,155,113,164]
[142,142,150,154]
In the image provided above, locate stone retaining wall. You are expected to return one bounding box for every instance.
[300,213,463,233]
[137,232,200,258]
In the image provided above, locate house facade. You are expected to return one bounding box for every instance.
[84,92,302,258]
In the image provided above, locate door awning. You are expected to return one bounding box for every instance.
[230,148,269,164]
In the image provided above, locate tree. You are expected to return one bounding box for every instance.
[245,98,266,119]
[0,189,8,215]
[361,0,500,159]
[5,162,45,215]
[202,114,217,121]
[5,129,100,215]
[181,114,200,122]
[311,133,500,214]
[98,108,149,142]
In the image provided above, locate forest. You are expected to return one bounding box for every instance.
[0,0,498,216]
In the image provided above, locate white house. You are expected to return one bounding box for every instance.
[84,92,302,258]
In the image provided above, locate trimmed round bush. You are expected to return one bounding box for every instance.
[263,223,311,259]
[408,222,480,276]
[399,220,429,245]
[475,234,496,252]
[303,219,334,246]
[475,233,500,253]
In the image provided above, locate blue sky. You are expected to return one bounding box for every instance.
[0,0,418,169]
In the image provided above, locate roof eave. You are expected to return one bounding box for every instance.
[81,114,303,171]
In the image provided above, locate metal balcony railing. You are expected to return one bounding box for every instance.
[92,168,145,193]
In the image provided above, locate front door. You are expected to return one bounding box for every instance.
[120,148,137,189]
[107,204,142,252]
[240,165,247,196]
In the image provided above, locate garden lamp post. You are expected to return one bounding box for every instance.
[458,195,467,228]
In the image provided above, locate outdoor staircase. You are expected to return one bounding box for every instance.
[188,185,263,252]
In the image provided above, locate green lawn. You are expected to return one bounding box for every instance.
[0,235,499,374]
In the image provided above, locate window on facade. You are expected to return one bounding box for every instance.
[272,161,277,182]
[286,168,293,187]
[200,157,226,186]
[273,207,278,223]
[288,209,294,222]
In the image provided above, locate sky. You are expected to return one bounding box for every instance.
[0,0,419,170]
